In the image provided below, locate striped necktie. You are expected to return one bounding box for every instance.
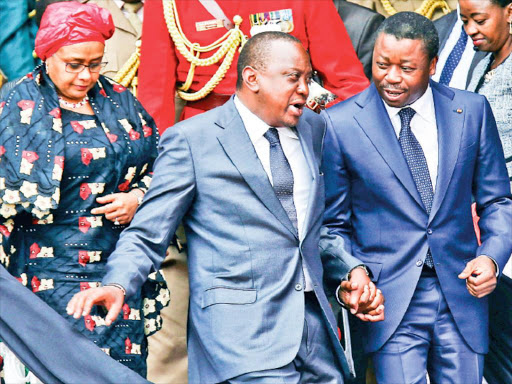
[439,26,468,86]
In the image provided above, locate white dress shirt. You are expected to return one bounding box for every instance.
[383,86,439,191]
[234,96,314,290]
[432,5,475,90]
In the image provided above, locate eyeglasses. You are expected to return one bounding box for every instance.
[63,62,108,74]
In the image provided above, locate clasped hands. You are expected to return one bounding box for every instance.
[338,267,385,322]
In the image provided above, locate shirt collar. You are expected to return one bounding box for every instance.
[114,0,144,10]
[383,85,435,124]
[234,96,298,142]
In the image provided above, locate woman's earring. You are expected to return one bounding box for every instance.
[45,62,49,74]
[509,21,512,35]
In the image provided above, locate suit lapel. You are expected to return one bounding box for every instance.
[354,85,424,209]
[216,99,299,239]
[296,117,318,238]
[429,81,464,223]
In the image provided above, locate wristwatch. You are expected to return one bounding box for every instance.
[129,189,144,206]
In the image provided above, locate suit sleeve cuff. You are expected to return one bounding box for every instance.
[335,285,348,308]
[483,255,500,277]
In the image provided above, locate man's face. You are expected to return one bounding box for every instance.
[253,41,312,128]
[372,34,437,108]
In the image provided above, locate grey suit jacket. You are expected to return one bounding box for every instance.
[434,10,487,89]
[102,98,362,383]
[333,0,384,80]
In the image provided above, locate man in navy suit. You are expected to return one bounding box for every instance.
[66,32,384,383]
[322,12,512,384]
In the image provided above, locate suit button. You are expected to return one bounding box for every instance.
[416,260,423,267]
[427,228,433,235]
[295,283,302,291]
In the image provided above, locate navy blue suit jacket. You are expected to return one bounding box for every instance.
[321,81,512,354]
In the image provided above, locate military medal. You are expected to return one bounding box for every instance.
[196,18,225,31]
[249,8,294,36]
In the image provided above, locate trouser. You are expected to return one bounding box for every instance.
[372,268,484,384]
[223,292,344,384]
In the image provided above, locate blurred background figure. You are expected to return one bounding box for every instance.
[0,265,151,384]
[333,0,385,80]
[345,0,457,20]
[0,2,168,381]
[460,1,512,383]
[0,0,39,84]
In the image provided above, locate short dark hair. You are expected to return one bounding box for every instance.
[376,12,439,61]
[236,31,303,89]
[490,0,512,7]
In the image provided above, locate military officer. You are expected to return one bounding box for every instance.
[137,0,370,129]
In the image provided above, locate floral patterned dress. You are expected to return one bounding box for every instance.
[0,67,169,379]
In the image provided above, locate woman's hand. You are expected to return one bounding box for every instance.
[90,190,142,225]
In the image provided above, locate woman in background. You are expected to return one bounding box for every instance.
[461,2,512,382]
[0,2,168,382]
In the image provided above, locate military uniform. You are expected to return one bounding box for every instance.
[347,0,458,20]
[138,0,369,130]
[84,0,142,80]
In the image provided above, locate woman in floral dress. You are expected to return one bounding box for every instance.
[0,3,168,381]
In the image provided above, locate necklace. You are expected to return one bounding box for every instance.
[58,95,89,109]
[484,69,496,83]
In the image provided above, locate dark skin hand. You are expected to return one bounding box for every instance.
[66,286,125,326]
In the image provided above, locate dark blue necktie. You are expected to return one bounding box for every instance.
[398,108,435,268]
[439,26,468,85]
[264,128,298,232]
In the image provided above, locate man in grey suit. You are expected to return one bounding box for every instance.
[66,32,384,383]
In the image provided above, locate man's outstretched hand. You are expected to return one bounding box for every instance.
[339,267,385,322]
[66,286,125,326]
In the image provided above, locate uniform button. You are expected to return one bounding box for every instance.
[295,283,302,291]
[427,229,433,235]
[416,259,423,267]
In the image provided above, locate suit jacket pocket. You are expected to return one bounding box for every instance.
[201,286,257,308]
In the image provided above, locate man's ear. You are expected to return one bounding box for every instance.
[429,55,438,77]
[506,3,512,23]
[242,66,260,92]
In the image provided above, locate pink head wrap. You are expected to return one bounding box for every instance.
[35,2,115,61]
